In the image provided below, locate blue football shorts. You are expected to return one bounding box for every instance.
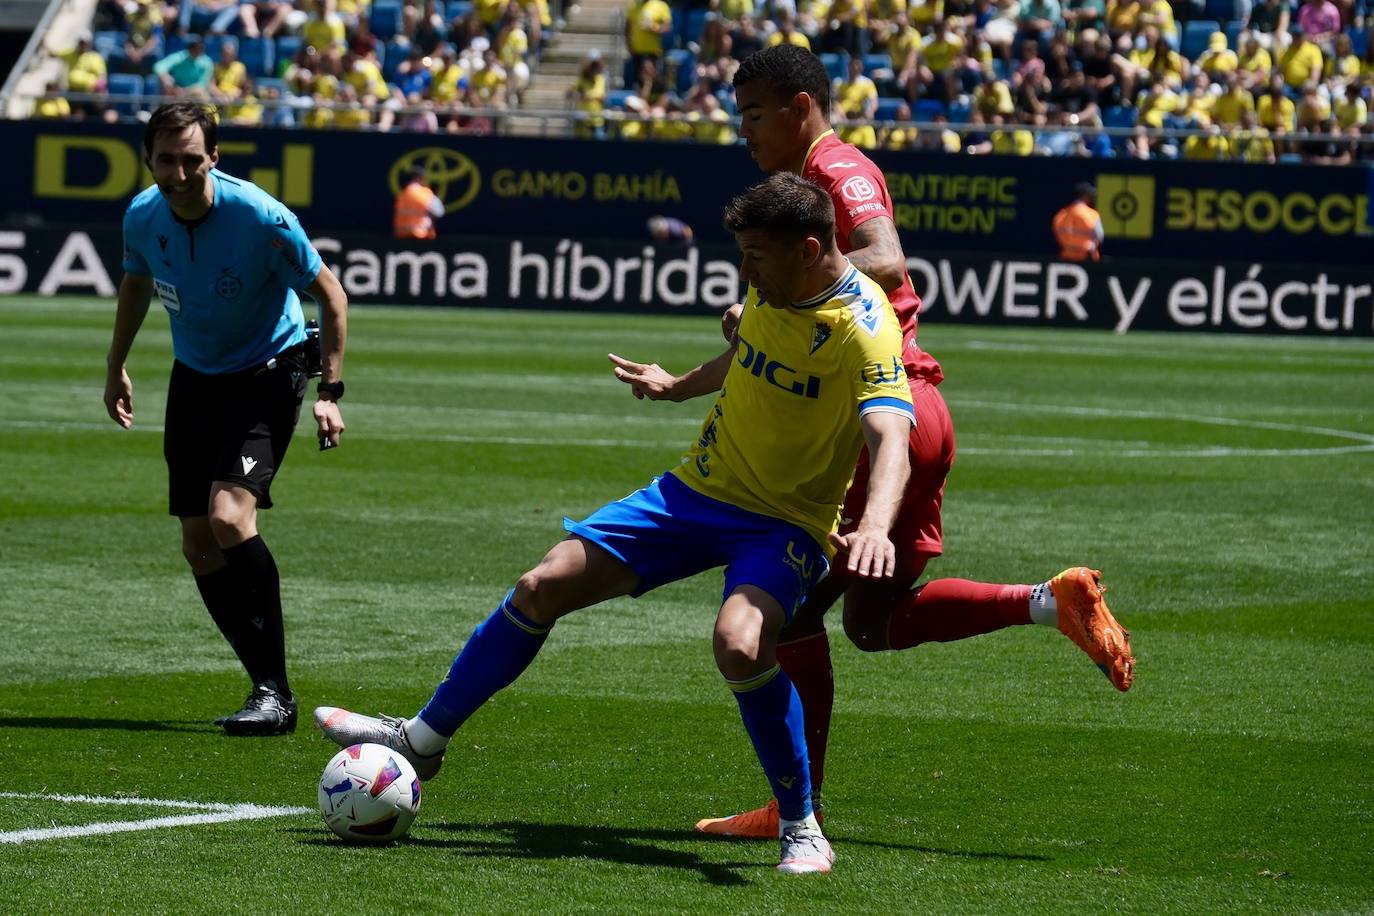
[563,473,829,620]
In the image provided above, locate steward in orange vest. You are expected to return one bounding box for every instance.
[1052,182,1104,261]
[393,168,444,239]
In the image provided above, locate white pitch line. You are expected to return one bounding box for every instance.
[0,792,311,844]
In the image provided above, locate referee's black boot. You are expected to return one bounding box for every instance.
[220,685,298,737]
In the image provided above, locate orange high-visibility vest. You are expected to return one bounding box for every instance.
[1052,201,1102,261]
[393,183,438,239]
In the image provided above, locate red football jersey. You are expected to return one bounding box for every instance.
[802,131,943,384]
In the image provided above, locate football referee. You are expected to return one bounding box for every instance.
[103,102,348,736]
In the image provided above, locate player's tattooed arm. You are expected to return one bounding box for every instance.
[846,217,908,292]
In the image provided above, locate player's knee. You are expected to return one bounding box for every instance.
[180,530,221,573]
[512,569,562,626]
[712,626,765,679]
[842,605,890,653]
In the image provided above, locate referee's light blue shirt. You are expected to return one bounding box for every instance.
[122,169,322,374]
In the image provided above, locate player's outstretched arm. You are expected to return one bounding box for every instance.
[307,264,349,447]
[829,411,911,578]
[846,217,909,293]
[608,347,734,402]
[104,273,153,429]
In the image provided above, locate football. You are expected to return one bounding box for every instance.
[317,743,422,842]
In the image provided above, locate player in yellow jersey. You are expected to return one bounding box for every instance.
[316,173,915,876]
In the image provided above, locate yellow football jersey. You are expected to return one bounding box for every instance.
[670,265,913,554]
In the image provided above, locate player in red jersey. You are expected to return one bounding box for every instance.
[609,45,1135,840]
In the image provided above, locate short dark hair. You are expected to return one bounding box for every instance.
[732,45,830,114]
[723,172,835,248]
[144,101,219,157]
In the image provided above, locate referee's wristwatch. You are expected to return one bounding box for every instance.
[317,380,345,401]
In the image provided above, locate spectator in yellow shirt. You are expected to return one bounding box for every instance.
[1136,79,1180,128]
[1295,84,1330,129]
[212,41,248,101]
[1278,30,1324,89]
[973,76,1015,118]
[1181,118,1230,159]
[469,48,510,109]
[303,0,346,50]
[227,81,265,124]
[1236,33,1273,89]
[1234,110,1277,161]
[626,0,672,70]
[768,13,812,50]
[568,49,607,138]
[1256,75,1296,131]
[1196,32,1238,78]
[1333,81,1367,130]
[34,80,72,118]
[63,33,107,94]
[1324,32,1359,84]
[1212,74,1256,125]
[834,55,878,120]
[820,0,868,56]
[920,18,965,101]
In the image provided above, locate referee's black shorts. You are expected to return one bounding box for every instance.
[163,346,308,517]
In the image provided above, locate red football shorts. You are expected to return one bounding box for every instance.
[840,377,955,577]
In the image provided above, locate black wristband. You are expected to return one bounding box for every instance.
[317,380,345,401]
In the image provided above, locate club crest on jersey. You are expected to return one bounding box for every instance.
[840,175,877,203]
[216,269,242,300]
[810,322,832,354]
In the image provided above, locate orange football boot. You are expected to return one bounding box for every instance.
[1049,567,1135,691]
[694,796,825,839]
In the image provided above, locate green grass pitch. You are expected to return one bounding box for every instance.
[1,295,1371,913]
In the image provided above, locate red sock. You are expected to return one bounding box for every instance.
[776,631,833,794]
[888,579,1032,650]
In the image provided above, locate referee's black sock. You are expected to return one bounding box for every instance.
[222,535,292,699]
[194,565,267,686]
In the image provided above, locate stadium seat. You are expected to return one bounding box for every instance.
[606,88,634,109]
[1103,105,1136,128]
[275,35,302,71]
[685,10,709,45]
[93,31,122,59]
[819,52,848,82]
[1203,0,1237,22]
[947,100,971,123]
[203,35,235,61]
[370,1,402,40]
[669,7,683,49]
[716,90,737,116]
[256,76,287,96]
[382,38,409,81]
[665,48,696,94]
[862,53,890,76]
[107,72,142,114]
[1181,20,1220,60]
[447,0,473,20]
[165,33,200,56]
[143,72,162,101]
[875,97,904,121]
[1351,27,1369,57]
[990,57,1010,81]
[239,37,274,77]
[913,98,946,120]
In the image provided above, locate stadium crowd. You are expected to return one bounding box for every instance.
[32,0,1374,160]
[40,0,551,132]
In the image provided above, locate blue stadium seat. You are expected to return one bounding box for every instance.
[370,1,402,40]
[665,48,696,94]
[107,72,142,114]
[875,97,904,121]
[203,34,235,61]
[1181,20,1220,60]
[1103,105,1136,128]
[947,100,971,123]
[685,10,709,44]
[94,31,122,59]
[256,76,287,97]
[862,53,890,75]
[165,32,200,55]
[913,98,947,120]
[669,7,683,49]
[275,35,302,71]
[990,57,1010,81]
[382,38,410,81]
[447,0,473,20]
[1351,27,1370,57]
[239,37,274,77]
[1203,0,1237,22]
[143,72,163,104]
[819,52,848,81]
[606,88,634,109]
[716,89,737,116]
